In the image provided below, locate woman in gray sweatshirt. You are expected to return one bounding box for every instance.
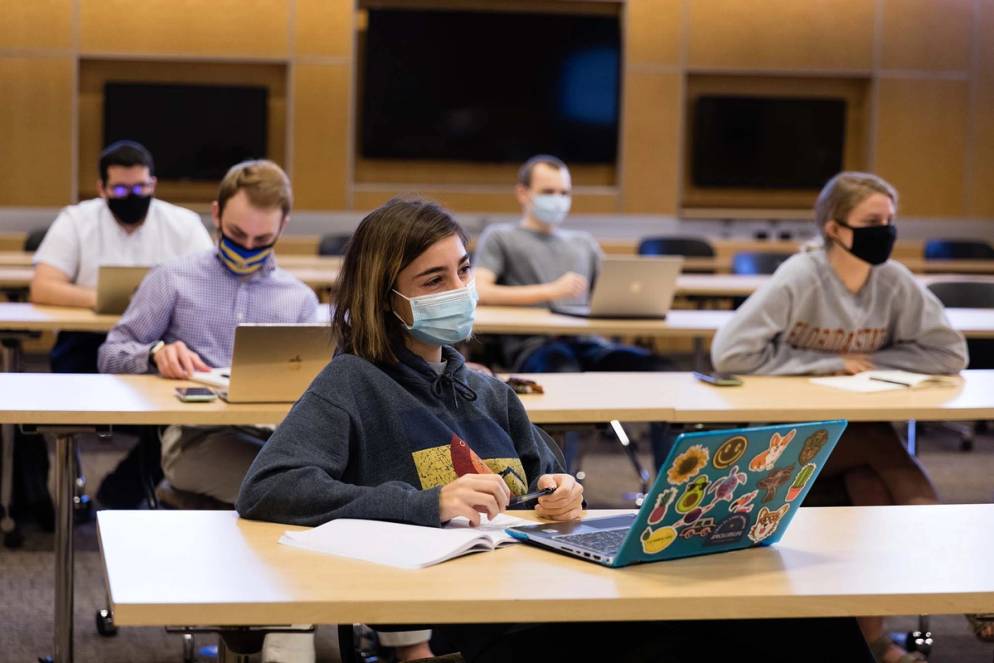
[238,197,872,663]
[711,172,967,662]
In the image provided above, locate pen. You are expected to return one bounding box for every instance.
[868,376,912,387]
[509,487,555,506]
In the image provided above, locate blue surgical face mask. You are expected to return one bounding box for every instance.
[531,193,571,225]
[392,281,478,346]
[218,233,275,275]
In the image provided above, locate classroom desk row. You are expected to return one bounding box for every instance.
[1,302,993,339]
[5,369,994,662]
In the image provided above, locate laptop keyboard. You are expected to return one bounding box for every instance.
[555,528,628,554]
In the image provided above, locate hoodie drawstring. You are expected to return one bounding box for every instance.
[431,372,478,408]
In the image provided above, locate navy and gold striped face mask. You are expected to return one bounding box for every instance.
[217,233,275,275]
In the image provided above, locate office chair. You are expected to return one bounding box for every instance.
[318,233,352,256]
[926,281,994,451]
[923,239,994,261]
[23,227,49,252]
[637,236,715,258]
[731,251,794,275]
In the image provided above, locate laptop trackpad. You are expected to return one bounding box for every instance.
[513,513,637,537]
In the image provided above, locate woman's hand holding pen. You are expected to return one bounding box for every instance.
[534,474,584,521]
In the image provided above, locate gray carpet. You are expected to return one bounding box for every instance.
[2,426,993,662]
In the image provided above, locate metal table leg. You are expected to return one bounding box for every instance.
[1,338,22,546]
[53,431,77,663]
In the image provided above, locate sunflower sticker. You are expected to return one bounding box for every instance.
[666,444,710,485]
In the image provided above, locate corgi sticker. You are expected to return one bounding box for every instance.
[748,429,797,472]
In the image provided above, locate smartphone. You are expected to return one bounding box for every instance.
[174,387,218,402]
[692,371,743,387]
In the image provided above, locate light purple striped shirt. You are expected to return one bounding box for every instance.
[98,249,320,374]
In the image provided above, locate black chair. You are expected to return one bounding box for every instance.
[731,251,794,275]
[318,233,352,256]
[927,280,994,450]
[637,236,715,258]
[923,239,994,260]
[23,227,49,252]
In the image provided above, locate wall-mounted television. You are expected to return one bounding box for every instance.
[103,82,268,181]
[360,8,621,164]
[691,96,846,189]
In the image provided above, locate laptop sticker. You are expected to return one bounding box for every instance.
[679,517,716,540]
[641,526,678,554]
[798,429,829,465]
[729,489,758,514]
[707,465,747,506]
[676,475,710,514]
[786,463,817,502]
[747,504,791,544]
[713,435,748,469]
[748,429,797,472]
[758,465,795,502]
[647,487,677,525]
[666,444,710,485]
[705,513,750,546]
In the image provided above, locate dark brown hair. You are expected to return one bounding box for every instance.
[517,154,568,188]
[332,197,467,364]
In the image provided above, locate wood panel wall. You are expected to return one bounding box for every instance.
[0,0,990,220]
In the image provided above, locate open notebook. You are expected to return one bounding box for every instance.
[278,513,532,569]
[810,370,960,393]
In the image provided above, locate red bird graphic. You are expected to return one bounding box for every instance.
[449,434,492,476]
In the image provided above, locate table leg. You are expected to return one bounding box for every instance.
[906,420,918,457]
[53,432,76,663]
[0,338,22,544]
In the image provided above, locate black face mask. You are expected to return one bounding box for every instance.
[107,194,152,226]
[833,220,897,266]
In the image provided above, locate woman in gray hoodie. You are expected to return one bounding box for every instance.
[238,197,873,663]
[711,172,968,662]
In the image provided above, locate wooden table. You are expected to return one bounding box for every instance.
[98,505,994,627]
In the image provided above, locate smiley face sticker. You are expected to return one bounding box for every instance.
[713,435,748,469]
[640,526,678,554]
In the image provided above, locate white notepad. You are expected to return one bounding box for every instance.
[278,513,532,569]
[810,370,959,393]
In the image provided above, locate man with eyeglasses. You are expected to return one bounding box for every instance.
[24,141,213,512]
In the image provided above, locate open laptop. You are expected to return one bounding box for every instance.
[191,323,333,403]
[507,420,847,567]
[94,265,151,314]
[549,256,682,319]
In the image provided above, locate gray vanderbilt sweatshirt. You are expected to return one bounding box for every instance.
[711,249,968,376]
[236,345,562,527]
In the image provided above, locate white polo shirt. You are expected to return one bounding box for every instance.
[33,197,215,288]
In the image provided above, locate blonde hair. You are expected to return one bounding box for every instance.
[814,172,898,237]
[217,160,292,218]
[332,197,467,365]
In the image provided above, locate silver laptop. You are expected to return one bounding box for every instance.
[94,265,150,314]
[550,256,683,319]
[191,324,333,403]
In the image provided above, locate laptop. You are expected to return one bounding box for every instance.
[94,265,151,314]
[549,256,682,319]
[507,420,847,567]
[191,323,333,403]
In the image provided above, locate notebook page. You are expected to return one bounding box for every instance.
[810,370,957,393]
[444,513,533,547]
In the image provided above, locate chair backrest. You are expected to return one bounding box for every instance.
[926,281,994,309]
[637,236,715,257]
[923,239,994,260]
[731,251,794,275]
[318,233,352,256]
[24,227,49,252]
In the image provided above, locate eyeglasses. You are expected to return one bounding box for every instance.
[106,182,154,199]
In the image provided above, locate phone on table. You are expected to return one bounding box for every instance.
[174,387,218,402]
[692,371,743,387]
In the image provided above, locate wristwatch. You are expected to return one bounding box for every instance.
[149,340,166,364]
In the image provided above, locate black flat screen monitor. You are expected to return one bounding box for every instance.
[691,95,846,189]
[103,82,268,181]
[360,8,621,163]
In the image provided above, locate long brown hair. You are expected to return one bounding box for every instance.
[333,197,467,364]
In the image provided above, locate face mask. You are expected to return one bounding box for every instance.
[217,233,275,275]
[531,194,571,226]
[106,194,152,226]
[832,220,897,266]
[393,281,478,346]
